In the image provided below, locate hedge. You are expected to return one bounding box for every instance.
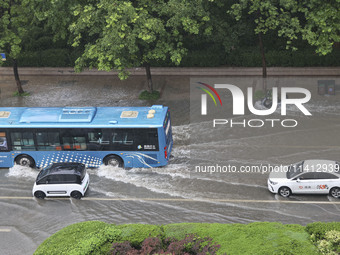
[34,221,332,255]
[163,222,317,255]
[306,222,340,241]
[34,221,121,255]
[1,47,339,68]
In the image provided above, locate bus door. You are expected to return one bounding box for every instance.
[0,131,12,167]
[163,111,173,159]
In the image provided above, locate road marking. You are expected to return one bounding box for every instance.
[260,145,340,149]
[0,229,11,232]
[0,196,339,204]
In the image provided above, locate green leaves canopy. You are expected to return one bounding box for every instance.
[230,0,340,55]
[70,0,210,79]
[0,0,32,60]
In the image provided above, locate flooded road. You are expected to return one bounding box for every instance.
[1,75,340,254]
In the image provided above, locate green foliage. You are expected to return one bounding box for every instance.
[70,0,210,79]
[164,222,318,255]
[13,91,30,97]
[31,0,78,42]
[229,0,340,56]
[34,221,121,255]
[0,0,33,60]
[316,231,340,255]
[139,90,160,100]
[306,222,340,243]
[115,224,163,247]
[35,222,329,255]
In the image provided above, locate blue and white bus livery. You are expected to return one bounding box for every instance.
[0,105,173,169]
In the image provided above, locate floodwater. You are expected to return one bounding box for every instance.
[0,75,340,254]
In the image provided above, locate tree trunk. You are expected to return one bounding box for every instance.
[145,63,153,93]
[258,32,267,91]
[13,59,24,94]
[258,32,267,79]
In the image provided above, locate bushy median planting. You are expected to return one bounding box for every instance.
[306,222,340,255]
[34,221,340,255]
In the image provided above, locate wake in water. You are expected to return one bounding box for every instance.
[6,165,39,179]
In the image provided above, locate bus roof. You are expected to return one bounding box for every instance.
[0,105,169,128]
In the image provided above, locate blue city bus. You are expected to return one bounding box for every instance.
[0,105,173,168]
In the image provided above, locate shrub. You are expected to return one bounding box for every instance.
[116,224,164,247]
[316,230,340,255]
[164,222,318,255]
[138,90,160,100]
[110,234,221,255]
[306,222,340,242]
[13,91,30,97]
[34,221,121,255]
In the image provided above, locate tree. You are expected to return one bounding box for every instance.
[70,0,210,92]
[230,0,340,78]
[0,0,33,95]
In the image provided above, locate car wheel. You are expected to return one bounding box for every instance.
[278,187,292,197]
[34,191,46,199]
[70,191,82,199]
[330,187,340,198]
[104,155,123,168]
[16,155,35,168]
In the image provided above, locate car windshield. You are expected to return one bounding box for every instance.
[287,161,304,179]
[36,165,53,181]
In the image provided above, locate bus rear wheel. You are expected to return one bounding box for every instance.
[104,155,123,168]
[15,155,35,168]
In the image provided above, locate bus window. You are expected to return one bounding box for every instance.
[10,132,35,151]
[0,132,8,151]
[135,129,158,151]
[62,136,87,150]
[73,137,87,150]
[62,137,72,150]
[37,132,61,151]
[112,129,134,150]
[88,131,109,145]
[88,130,110,151]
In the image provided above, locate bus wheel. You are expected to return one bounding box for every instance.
[104,155,123,168]
[16,155,35,168]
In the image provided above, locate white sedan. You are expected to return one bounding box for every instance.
[268,160,340,198]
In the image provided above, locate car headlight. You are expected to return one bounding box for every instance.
[269,179,278,185]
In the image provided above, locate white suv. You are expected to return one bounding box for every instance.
[32,163,89,199]
[268,160,340,198]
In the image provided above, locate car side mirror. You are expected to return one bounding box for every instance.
[296,178,301,182]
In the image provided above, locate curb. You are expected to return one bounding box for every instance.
[0,67,340,76]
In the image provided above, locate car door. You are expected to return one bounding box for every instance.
[313,173,338,194]
[291,172,317,194]
[45,175,68,196]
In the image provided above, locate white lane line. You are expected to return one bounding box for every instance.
[0,229,11,232]
[0,196,339,204]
